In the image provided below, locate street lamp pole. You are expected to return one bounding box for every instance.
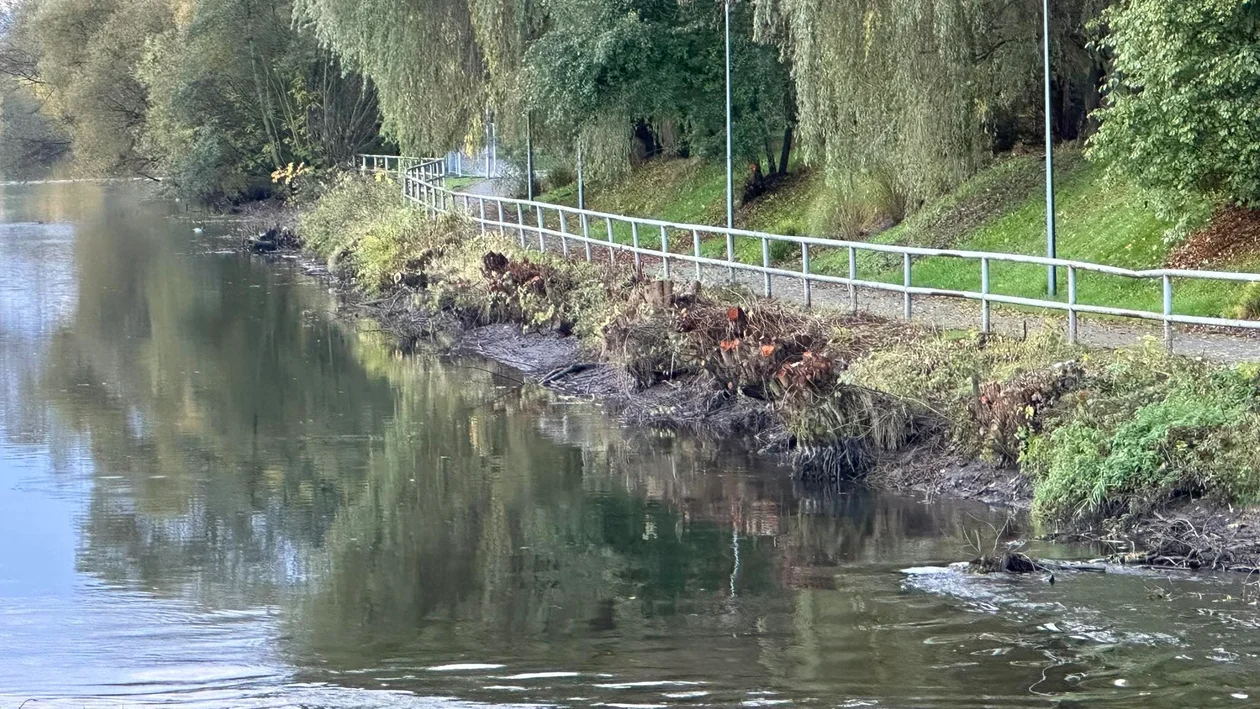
[724,0,735,274]
[526,113,534,200]
[577,138,584,210]
[1043,0,1057,297]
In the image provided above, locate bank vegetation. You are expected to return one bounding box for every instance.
[299,175,1260,566]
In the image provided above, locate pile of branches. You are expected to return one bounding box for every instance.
[972,361,1085,463]
[603,279,831,393]
[603,279,925,480]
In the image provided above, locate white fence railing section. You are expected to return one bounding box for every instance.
[358,154,1260,348]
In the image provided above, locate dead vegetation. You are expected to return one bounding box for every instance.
[298,179,1260,563]
[971,361,1085,464]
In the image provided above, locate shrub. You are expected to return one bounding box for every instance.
[1025,347,1260,522]
[1090,0,1260,212]
[1231,282,1260,320]
[813,185,872,241]
[866,168,911,225]
[543,163,577,192]
[298,173,403,258]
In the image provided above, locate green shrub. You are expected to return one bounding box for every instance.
[1231,282,1260,320]
[812,186,872,241]
[298,173,404,258]
[1025,348,1260,522]
[866,168,911,225]
[543,163,577,191]
[768,239,795,263]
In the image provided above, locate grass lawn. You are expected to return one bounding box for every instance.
[526,150,1254,318]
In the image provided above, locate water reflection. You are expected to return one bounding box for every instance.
[1,181,1260,708]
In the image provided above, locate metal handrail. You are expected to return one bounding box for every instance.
[360,154,1260,347]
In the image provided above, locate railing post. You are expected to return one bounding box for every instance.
[536,205,546,251]
[517,204,526,248]
[981,257,991,334]
[801,244,812,308]
[580,213,592,262]
[559,211,570,258]
[632,222,641,270]
[1163,274,1174,351]
[497,201,505,234]
[848,246,857,314]
[903,253,912,321]
[726,231,735,281]
[1067,266,1078,345]
[606,217,616,265]
[693,229,702,281]
[660,226,671,280]
[478,197,486,234]
[762,237,772,297]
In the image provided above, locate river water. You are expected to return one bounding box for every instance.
[2,181,1260,708]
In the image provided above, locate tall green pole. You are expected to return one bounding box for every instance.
[724,0,735,280]
[1043,0,1057,297]
[577,139,584,210]
[724,0,733,232]
[526,113,534,201]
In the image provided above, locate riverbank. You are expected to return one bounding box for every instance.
[282,174,1260,570]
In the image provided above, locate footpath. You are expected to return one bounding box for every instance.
[459,177,1260,364]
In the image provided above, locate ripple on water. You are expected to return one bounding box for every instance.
[424,663,507,672]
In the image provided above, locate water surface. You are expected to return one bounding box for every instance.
[1,182,1259,708]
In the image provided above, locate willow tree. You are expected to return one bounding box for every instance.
[295,0,539,153]
[28,0,175,176]
[523,0,795,184]
[140,0,384,202]
[756,0,1106,204]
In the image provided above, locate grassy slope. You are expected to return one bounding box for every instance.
[536,158,823,265]
[540,150,1252,318]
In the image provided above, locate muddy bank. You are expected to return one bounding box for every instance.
[336,279,1025,510]
[272,178,1260,572]
[345,272,1260,572]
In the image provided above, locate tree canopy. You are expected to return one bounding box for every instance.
[2,0,1259,221]
[1089,0,1260,213]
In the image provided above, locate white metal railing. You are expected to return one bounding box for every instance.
[361,154,1260,347]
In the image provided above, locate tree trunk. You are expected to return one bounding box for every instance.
[778,124,794,176]
[761,119,777,175]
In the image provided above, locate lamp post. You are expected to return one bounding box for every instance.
[577,138,584,211]
[526,113,534,200]
[1043,0,1057,297]
[724,0,735,274]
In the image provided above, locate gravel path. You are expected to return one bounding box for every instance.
[454,179,1260,364]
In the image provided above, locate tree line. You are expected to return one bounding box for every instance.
[0,0,1254,219]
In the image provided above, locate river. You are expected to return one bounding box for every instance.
[0,181,1258,708]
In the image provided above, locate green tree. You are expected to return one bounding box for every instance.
[29,0,173,176]
[1090,0,1260,216]
[756,0,1107,205]
[0,5,70,177]
[140,0,384,202]
[524,0,795,183]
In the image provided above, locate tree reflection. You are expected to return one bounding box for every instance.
[7,182,1033,702]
